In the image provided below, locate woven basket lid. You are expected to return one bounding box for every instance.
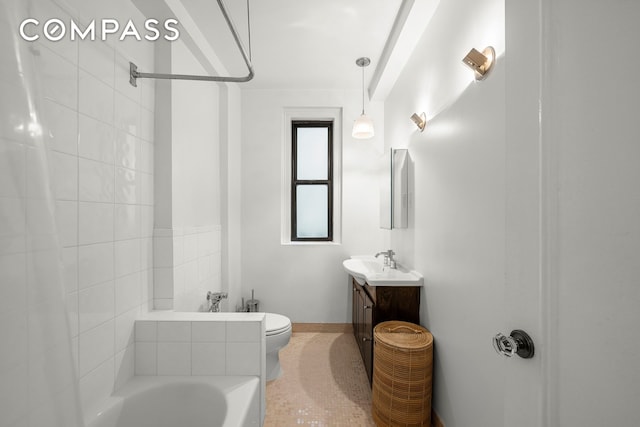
[374,320,433,349]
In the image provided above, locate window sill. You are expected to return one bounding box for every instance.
[281,240,342,246]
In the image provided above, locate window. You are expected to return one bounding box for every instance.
[291,121,333,241]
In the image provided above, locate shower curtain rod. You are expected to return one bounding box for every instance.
[129,0,254,87]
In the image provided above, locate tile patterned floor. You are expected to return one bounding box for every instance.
[264,331,376,426]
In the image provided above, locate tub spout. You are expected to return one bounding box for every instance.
[207,291,228,312]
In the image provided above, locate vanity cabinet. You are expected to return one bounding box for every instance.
[351,277,420,384]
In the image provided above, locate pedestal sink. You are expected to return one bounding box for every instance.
[342,256,423,286]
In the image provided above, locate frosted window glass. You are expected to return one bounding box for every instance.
[296,185,328,238]
[296,127,328,180]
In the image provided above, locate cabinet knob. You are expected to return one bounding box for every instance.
[362,337,372,342]
[364,304,373,309]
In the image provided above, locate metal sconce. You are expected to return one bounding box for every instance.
[462,46,495,80]
[410,112,426,132]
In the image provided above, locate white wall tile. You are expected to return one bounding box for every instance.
[0,362,28,426]
[140,172,153,206]
[115,204,140,241]
[79,158,114,203]
[0,141,25,199]
[141,210,153,238]
[135,321,157,342]
[115,92,140,136]
[183,233,198,261]
[140,107,154,143]
[134,342,156,375]
[153,236,173,268]
[157,342,191,375]
[153,268,173,299]
[115,130,139,170]
[139,81,155,113]
[157,321,191,342]
[139,140,153,174]
[115,272,141,316]
[66,291,78,338]
[78,242,114,289]
[39,46,78,110]
[79,40,114,88]
[0,199,27,257]
[55,201,77,247]
[44,100,78,156]
[192,321,226,342]
[115,238,141,278]
[61,247,78,294]
[51,151,78,201]
[226,342,261,376]
[226,321,262,343]
[0,253,26,315]
[78,281,114,333]
[0,311,28,369]
[153,299,173,310]
[79,202,114,245]
[79,70,114,124]
[78,114,115,164]
[172,235,184,266]
[79,320,115,376]
[115,167,137,204]
[191,343,225,375]
[140,268,153,304]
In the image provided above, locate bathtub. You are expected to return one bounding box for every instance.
[85,376,260,427]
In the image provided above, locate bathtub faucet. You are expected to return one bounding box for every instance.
[207,291,228,312]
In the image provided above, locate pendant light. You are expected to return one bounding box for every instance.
[352,57,375,139]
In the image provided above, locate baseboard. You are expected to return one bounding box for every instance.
[432,409,445,427]
[292,323,352,333]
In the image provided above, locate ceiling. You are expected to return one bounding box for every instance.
[133,0,438,98]
[178,0,399,91]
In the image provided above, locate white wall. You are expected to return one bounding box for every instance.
[153,40,225,312]
[240,89,385,322]
[0,0,156,422]
[385,0,640,425]
[384,0,508,425]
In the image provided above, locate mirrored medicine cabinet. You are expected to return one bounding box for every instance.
[380,148,409,229]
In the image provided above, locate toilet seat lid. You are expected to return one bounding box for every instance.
[266,313,291,335]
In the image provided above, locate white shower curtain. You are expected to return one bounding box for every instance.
[0,0,83,425]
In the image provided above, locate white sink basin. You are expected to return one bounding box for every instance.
[342,256,423,286]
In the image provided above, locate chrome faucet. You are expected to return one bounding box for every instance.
[375,249,396,269]
[206,291,228,312]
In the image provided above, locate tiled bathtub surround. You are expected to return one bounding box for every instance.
[134,312,266,422]
[153,226,222,311]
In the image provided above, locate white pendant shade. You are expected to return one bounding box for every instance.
[352,114,375,139]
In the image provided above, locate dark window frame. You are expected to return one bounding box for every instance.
[291,120,333,242]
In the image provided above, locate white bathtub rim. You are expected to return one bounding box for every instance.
[84,375,260,427]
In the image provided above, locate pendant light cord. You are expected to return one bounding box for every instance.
[361,64,365,115]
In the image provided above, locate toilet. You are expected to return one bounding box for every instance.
[265,313,292,381]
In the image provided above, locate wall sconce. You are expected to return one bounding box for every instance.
[462,46,495,80]
[410,112,426,132]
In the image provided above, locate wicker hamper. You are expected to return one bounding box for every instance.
[372,321,433,427]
